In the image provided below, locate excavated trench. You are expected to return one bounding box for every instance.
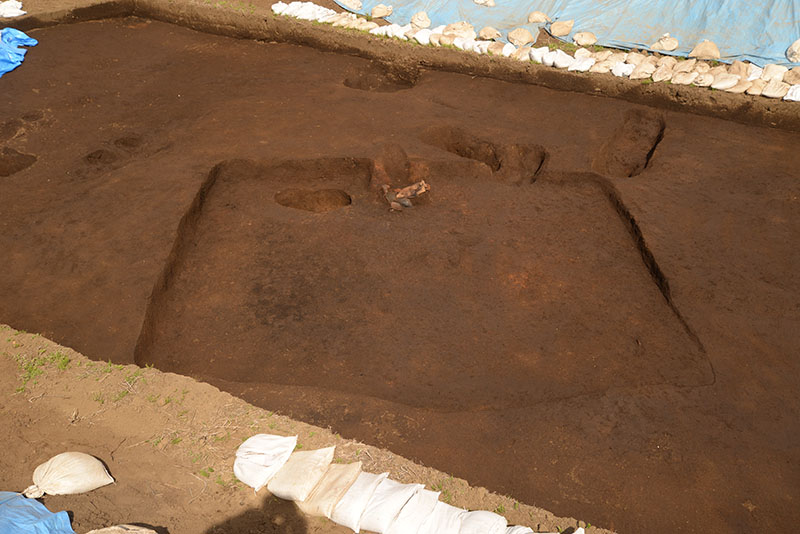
[1,15,799,534]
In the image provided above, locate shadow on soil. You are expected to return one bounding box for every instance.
[205,497,310,534]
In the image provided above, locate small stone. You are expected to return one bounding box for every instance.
[651,64,673,82]
[673,58,697,73]
[411,11,430,29]
[784,67,800,85]
[478,26,501,40]
[574,47,592,59]
[487,41,505,56]
[573,31,597,46]
[508,27,535,47]
[671,71,698,85]
[761,64,788,82]
[371,4,392,18]
[786,38,800,62]
[689,40,720,60]
[725,79,752,94]
[746,78,766,95]
[651,33,678,51]
[710,73,739,90]
[693,72,714,87]
[656,56,677,68]
[443,21,476,40]
[762,78,790,98]
[728,60,748,78]
[693,62,710,74]
[550,20,574,37]
[527,11,550,23]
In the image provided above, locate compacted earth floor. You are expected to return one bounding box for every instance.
[1,17,798,533]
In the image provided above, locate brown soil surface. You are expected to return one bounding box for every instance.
[0,14,798,534]
[1,328,591,533]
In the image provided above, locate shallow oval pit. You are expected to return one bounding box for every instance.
[275,188,352,213]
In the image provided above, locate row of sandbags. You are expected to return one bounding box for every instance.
[234,434,575,534]
[271,1,800,102]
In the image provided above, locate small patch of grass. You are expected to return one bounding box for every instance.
[113,389,129,402]
[198,467,214,478]
[494,504,506,514]
[92,392,106,404]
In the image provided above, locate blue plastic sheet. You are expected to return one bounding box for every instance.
[0,28,38,78]
[0,492,75,534]
[334,0,800,66]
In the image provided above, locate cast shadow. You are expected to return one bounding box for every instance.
[204,495,309,534]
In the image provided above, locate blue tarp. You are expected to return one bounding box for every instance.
[0,28,38,78]
[0,492,75,534]
[334,0,800,66]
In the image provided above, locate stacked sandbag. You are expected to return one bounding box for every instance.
[235,434,540,534]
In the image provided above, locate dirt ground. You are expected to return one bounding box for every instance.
[0,11,798,534]
[1,328,592,533]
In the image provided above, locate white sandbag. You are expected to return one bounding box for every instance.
[413,29,432,46]
[296,461,362,518]
[417,501,466,534]
[234,434,297,492]
[784,85,800,101]
[267,446,335,502]
[611,62,635,77]
[0,0,26,17]
[460,510,507,534]
[542,50,558,67]
[332,471,389,532]
[505,527,534,534]
[386,489,441,534]
[360,479,424,533]
[501,43,517,57]
[552,49,575,69]
[24,452,114,498]
[85,526,157,534]
[568,56,595,72]
[529,46,548,64]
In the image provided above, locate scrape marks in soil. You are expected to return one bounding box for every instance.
[134,156,709,413]
[421,125,547,185]
[343,60,419,92]
[593,109,666,178]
